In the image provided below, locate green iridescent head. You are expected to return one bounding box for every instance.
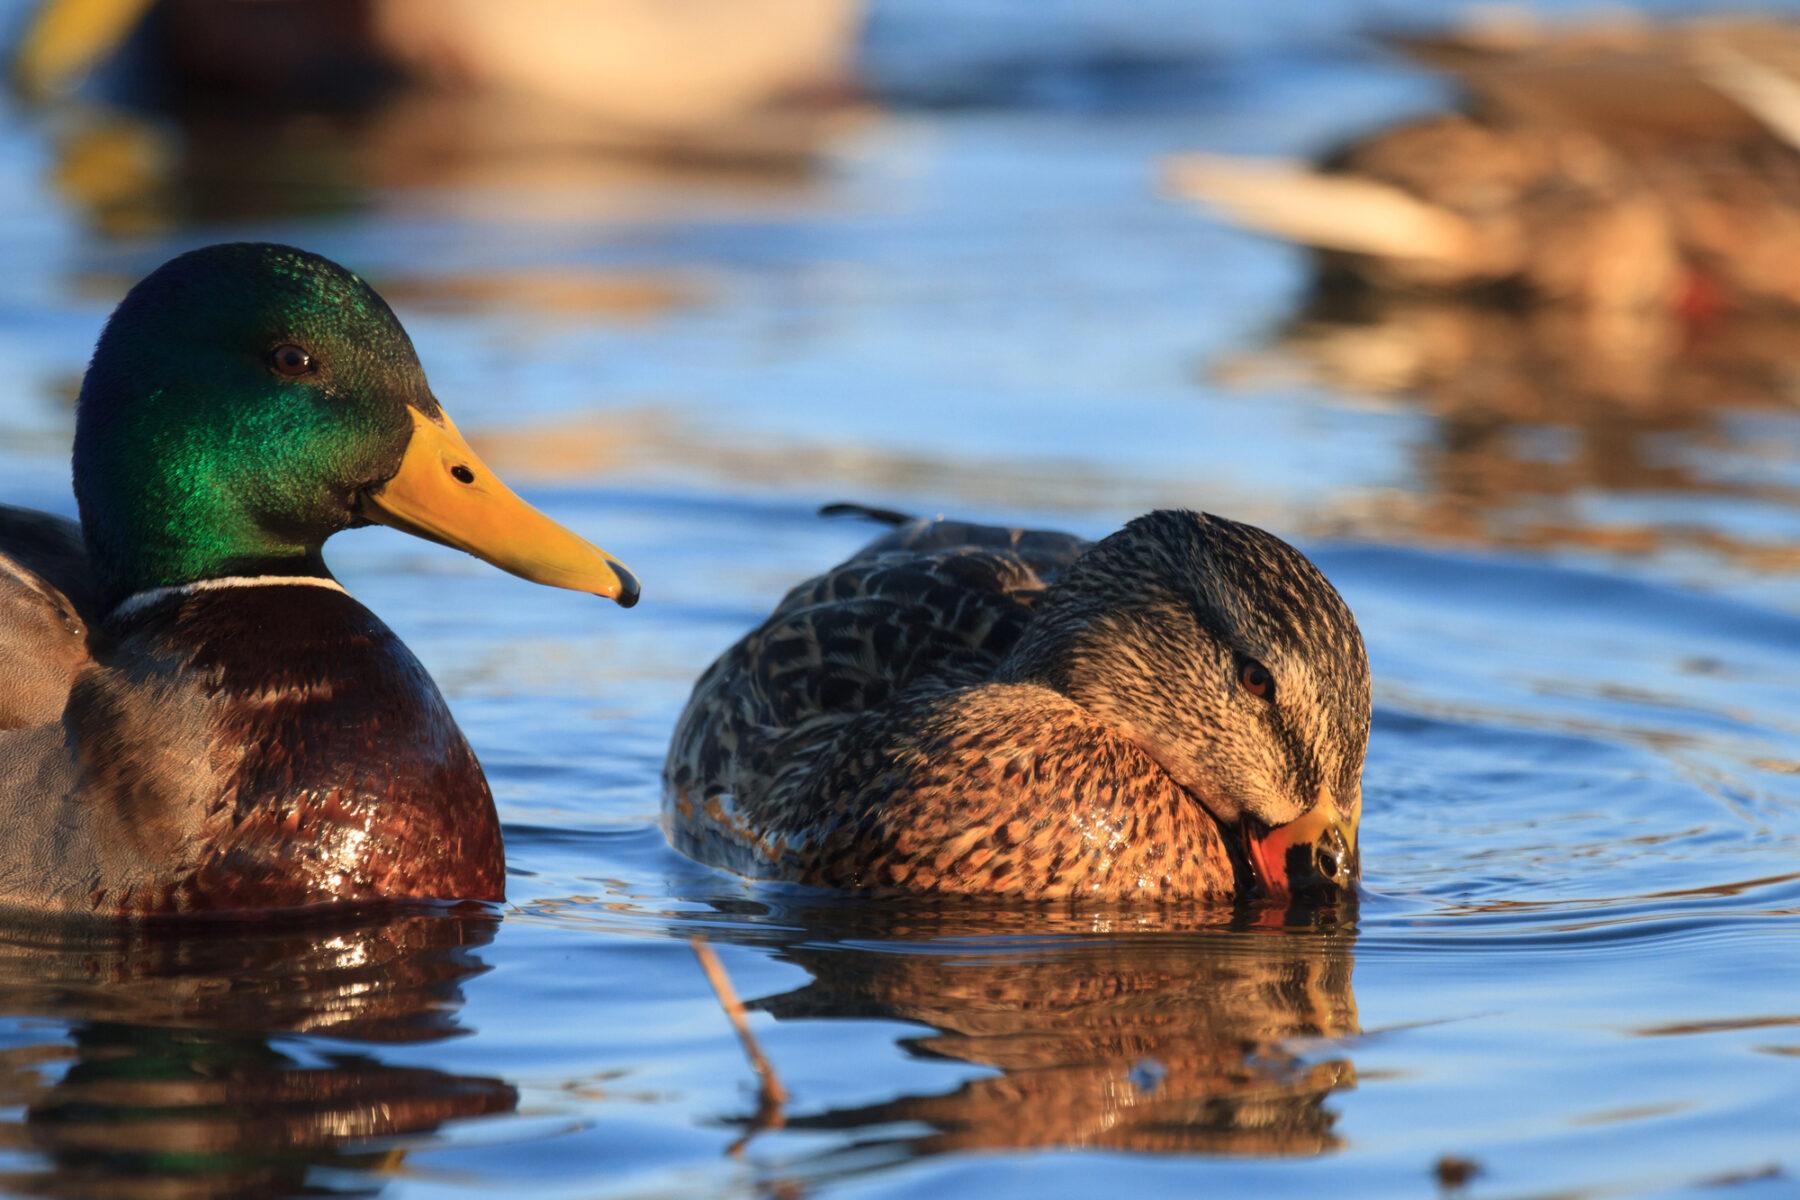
[72,242,639,612]
[74,243,432,606]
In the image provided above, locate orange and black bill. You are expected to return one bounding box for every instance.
[1247,796,1359,899]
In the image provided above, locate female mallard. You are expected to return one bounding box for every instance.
[663,507,1367,901]
[0,243,638,916]
[1167,15,1800,314]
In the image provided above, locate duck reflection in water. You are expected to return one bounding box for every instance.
[718,904,1357,1166]
[1211,278,1800,566]
[0,909,515,1198]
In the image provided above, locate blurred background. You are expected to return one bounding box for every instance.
[3,2,1800,1199]
[10,0,1800,583]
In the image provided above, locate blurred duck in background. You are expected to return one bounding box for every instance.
[9,0,864,234]
[13,0,859,132]
[1167,11,1800,316]
[1172,11,1800,563]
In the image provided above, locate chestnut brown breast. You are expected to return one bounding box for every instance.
[8,583,504,915]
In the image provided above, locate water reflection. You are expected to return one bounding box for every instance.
[470,410,1178,518]
[1216,277,1800,564]
[0,910,516,1198]
[45,92,845,238]
[720,906,1357,1169]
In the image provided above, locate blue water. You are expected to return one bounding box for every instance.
[2,1,1800,1196]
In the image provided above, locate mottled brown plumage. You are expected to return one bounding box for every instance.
[1170,15,1800,313]
[663,507,1370,901]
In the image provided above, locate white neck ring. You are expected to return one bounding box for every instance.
[110,575,349,621]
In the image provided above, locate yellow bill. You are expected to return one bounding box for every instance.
[362,405,640,607]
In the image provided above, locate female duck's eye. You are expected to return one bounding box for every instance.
[269,344,315,377]
[1238,659,1275,702]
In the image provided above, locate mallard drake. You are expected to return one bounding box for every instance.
[0,242,638,916]
[663,507,1367,901]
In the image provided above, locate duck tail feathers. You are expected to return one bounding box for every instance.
[819,502,916,527]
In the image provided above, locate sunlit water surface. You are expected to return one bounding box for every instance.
[0,1,1797,1196]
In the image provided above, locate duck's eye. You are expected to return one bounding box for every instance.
[269,344,315,377]
[1238,659,1275,702]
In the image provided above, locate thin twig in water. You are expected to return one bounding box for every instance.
[690,935,788,1154]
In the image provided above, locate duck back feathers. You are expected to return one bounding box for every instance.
[0,507,99,732]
